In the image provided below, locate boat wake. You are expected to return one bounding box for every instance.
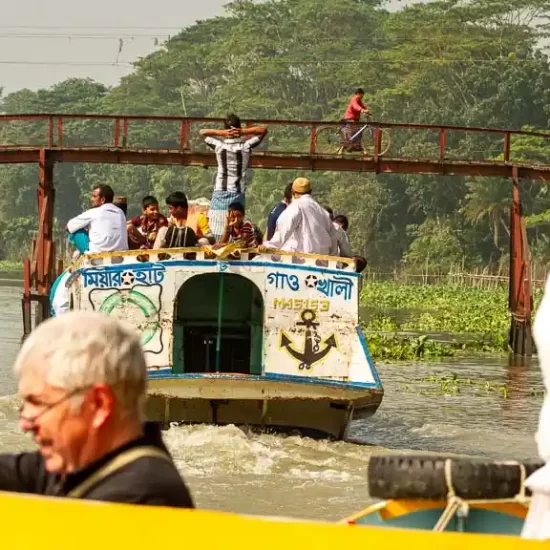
[0,396,378,520]
[165,423,377,480]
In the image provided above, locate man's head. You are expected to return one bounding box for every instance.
[355,87,365,99]
[15,312,147,475]
[354,255,367,273]
[142,195,161,220]
[91,185,114,208]
[224,113,242,130]
[113,196,127,216]
[334,214,349,232]
[228,201,245,228]
[166,191,188,221]
[283,183,293,204]
[291,177,312,199]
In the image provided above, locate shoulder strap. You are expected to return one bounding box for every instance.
[168,226,176,248]
[67,446,171,499]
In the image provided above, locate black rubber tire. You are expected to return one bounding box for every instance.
[368,454,544,500]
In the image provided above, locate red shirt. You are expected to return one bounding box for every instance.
[344,95,367,122]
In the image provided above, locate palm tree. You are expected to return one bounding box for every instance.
[463,177,511,249]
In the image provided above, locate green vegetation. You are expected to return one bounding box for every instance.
[365,332,458,360]
[0,260,23,274]
[362,282,544,360]
[399,374,512,398]
[0,0,549,269]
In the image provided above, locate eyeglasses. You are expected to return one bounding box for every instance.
[19,387,89,426]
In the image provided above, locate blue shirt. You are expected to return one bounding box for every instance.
[266,201,288,240]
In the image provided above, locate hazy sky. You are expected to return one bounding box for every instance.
[1,0,409,94]
[0,0,229,93]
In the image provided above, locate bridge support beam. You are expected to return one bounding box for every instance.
[23,148,56,336]
[508,166,533,356]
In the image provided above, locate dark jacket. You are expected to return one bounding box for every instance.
[0,422,194,508]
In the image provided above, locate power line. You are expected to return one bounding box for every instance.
[0,33,172,39]
[0,58,539,67]
[0,25,182,30]
[242,58,545,64]
[0,60,134,67]
[0,32,538,44]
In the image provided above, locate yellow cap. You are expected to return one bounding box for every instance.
[292,177,311,194]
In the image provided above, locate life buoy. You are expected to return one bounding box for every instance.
[99,289,159,345]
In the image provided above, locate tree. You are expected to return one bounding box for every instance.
[2,0,550,269]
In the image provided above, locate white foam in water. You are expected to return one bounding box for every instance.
[163,423,369,483]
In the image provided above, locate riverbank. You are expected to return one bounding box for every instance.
[0,260,23,274]
[361,282,543,360]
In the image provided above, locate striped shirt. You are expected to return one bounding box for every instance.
[228,220,257,248]
[204,136,263,194]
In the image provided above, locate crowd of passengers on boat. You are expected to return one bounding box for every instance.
[51,114,366,316]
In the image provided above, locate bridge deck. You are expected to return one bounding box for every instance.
[1,147,549,180]
[0,114,549,179]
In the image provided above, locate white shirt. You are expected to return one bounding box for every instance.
[67,203,128,253]
[522,274,550,539]
[334,223,353,257]
[264,194,338,255]
[204,136,263,194]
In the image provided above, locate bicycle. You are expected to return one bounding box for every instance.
[314,116,391,157]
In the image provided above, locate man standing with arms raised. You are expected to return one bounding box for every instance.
[200,114,267,241]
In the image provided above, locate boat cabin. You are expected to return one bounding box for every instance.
[65,248,383,438]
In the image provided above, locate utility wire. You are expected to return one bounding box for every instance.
[0,58,540,67]
[0,34,172,39]
[0,60,134,66]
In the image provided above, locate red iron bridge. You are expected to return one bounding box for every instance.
[3,114,541,357]
[0,113,548,179]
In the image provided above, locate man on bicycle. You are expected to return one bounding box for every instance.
[342,88,371,152]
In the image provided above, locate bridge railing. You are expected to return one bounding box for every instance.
[0,114,549,166]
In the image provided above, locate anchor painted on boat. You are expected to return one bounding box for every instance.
[280,309,338,370]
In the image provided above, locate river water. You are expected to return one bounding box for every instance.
[0,280,543,520]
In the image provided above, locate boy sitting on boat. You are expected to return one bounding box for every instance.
[127,195,169,250]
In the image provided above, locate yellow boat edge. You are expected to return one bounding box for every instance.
[0,491,544,549]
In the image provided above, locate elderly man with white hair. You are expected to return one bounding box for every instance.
[0,311,194,507]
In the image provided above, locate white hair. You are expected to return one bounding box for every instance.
[14,311,147,417]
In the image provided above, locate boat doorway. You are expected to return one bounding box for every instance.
[172,273,264,375]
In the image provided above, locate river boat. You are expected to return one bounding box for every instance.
[344,499,528,534]
[62,231,383,439]
[342,455,541,535]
